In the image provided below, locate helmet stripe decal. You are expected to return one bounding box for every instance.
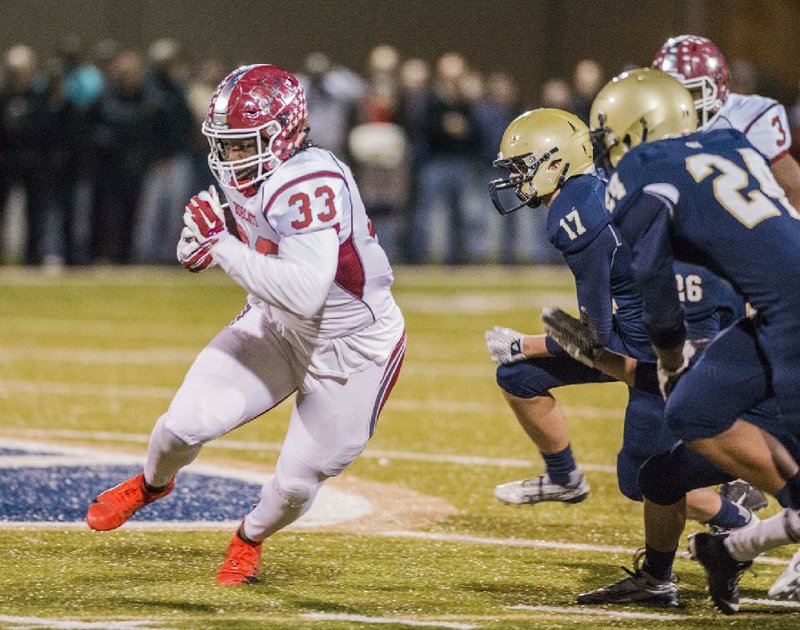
[212,64,259,127]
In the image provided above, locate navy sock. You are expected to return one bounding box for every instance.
[782,471,800,510]
[643,545,675,582]
[707,496,750,529]
[542,444,577,486]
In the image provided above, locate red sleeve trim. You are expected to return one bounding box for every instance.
[743,102,780,135]
[770,149,790,165]
[262,171,346,219]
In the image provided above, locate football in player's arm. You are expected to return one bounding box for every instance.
[86,64,406,587]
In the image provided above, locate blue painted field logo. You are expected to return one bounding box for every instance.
[0,440,371,528]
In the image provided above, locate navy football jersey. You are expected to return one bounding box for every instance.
[545,173,650,358]
[673,262,746,340]
[607,128,800,347]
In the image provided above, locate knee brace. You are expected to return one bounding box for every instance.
[637,452,683,505]
[496,362,551,399]
[638,444,732,506]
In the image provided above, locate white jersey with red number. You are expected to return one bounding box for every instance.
[706,92,792,163]
[212,146,403,378]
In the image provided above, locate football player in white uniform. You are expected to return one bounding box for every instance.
[653,35,800,210]
[85,64,406,586]
[653,35,800,602]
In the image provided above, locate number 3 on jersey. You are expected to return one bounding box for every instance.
[289,185,338,229]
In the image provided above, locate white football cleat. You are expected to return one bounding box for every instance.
[494,472,589,505]
[768,547,800,600]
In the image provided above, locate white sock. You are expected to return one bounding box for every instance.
[725,509,800,562]
[143,414,201,487]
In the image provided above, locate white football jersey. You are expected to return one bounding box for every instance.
[221,147,397,340]
[706,92,792,162]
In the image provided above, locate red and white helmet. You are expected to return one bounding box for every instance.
[652,35,728,127]
[202,64,309,190]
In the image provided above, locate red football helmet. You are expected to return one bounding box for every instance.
[652,35,728,126]
[202,64,309,190]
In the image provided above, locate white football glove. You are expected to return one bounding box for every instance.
[183,185,229,248]
[656,338,709,400]
[485,326,527,364]
[541,306,601,368]
[177,226,217,272]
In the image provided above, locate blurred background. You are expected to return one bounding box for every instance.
[2,0,799,270]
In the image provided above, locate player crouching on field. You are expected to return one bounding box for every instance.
[563,67,800,613]
[85,64,406,586]
[485,108,767,608]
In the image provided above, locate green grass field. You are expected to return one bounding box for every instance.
[1,265,797,629]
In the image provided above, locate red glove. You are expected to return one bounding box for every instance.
[177,226,217,272]
[183,185,228,246]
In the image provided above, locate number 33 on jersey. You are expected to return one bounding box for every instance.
[223,146,392,311]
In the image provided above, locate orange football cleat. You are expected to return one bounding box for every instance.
[86,473,175,531]
[216,529,263,586]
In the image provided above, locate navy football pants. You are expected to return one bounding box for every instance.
[497,354,674,501]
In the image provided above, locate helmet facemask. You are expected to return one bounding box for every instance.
[676,74,720,127]
[205,119,284,191]
[489,148,570,215]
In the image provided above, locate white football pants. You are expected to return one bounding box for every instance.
[144,305,405,541]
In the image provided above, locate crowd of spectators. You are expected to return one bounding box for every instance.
[2,37,794,268]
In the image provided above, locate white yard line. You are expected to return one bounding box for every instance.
[1,346,600,382]
[0,347,198,365]
[301,613,476,629]
[0,428,617,473]
[0,379,177,399]
[507,604,689,621]
[0,616,163,629]
[380,530,790,568]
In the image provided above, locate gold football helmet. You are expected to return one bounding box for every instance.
[590,68,697,169]
[489,108,594,214]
